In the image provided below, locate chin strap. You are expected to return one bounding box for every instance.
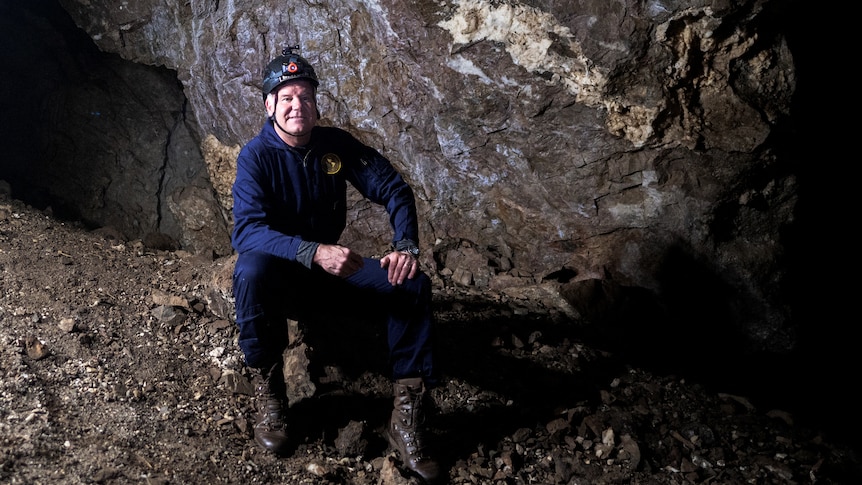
[271,115,290,135]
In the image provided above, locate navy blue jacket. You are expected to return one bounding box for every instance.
[231,121,419,262]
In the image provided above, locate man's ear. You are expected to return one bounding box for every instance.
[264,95,275,118]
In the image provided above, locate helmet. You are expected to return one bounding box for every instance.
[261,45,319,99]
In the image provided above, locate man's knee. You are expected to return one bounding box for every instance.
[233,252,287,313]
[406,271,432,299]
[234,251,278,283]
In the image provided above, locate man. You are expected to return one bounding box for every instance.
[231,46,440,483]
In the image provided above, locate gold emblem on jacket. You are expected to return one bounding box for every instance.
[322,153,342,175]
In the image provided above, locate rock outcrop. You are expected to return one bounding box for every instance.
[2,0,800,355]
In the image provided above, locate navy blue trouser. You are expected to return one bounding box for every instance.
[232,251,438,386]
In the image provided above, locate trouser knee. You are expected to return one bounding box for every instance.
[233,251,292,368]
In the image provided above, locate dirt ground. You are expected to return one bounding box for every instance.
[1,192,860,484]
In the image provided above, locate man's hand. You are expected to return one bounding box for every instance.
[380,250,418,286]
[313,244,364,278]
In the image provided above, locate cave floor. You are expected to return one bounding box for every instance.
[1,193,859,484]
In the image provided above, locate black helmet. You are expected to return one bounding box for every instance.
[261,45,319,99]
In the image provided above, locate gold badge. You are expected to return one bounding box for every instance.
[322,153,342,175]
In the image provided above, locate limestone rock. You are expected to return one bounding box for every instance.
[5,0,800,354]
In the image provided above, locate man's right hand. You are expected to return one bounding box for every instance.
[313,244,364,278]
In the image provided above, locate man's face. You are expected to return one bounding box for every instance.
[266,79,317,146]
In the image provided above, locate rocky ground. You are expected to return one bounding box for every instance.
[1,191,860,485]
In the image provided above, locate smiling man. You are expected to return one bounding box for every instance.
[229,46,441,483]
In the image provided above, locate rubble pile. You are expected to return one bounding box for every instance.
[1,194,859,484]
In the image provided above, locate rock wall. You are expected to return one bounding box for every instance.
[0,0,232,255]
[5,0,800,354]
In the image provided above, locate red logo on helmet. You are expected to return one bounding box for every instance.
[287,62,299,74]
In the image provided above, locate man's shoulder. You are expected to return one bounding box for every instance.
[313,126,355,143]
[312,127,371,163]
[241,125,282,154]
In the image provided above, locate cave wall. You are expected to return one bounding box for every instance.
[0,0,230,254]
[1,0,804,358]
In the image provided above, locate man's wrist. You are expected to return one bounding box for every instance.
[394,239,420,257]
[297,241,320,268]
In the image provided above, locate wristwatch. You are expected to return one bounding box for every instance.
[394,240,420,258]
[402,245,420,258]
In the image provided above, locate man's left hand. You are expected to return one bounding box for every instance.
[380,251,418,286]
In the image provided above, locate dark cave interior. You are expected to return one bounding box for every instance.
[0,0,855,448]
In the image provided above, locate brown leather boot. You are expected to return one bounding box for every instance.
[386,377,440,483]
[253,362,290,455]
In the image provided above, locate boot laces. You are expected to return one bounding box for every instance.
[257,374,287,429]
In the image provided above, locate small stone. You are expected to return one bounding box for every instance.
[680,457,698,473]
[151,290,189,309]
[221,371,254,395]
[453,267,473,286]
[335,420,368,456]
[151,305,183,324]
[619,434,641,469]
[511,334,525,349]
[546,417,570,435]
[306,461,331,477]
[511,427,531,443]
[58,317,77,333]
[25,336,49,360]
